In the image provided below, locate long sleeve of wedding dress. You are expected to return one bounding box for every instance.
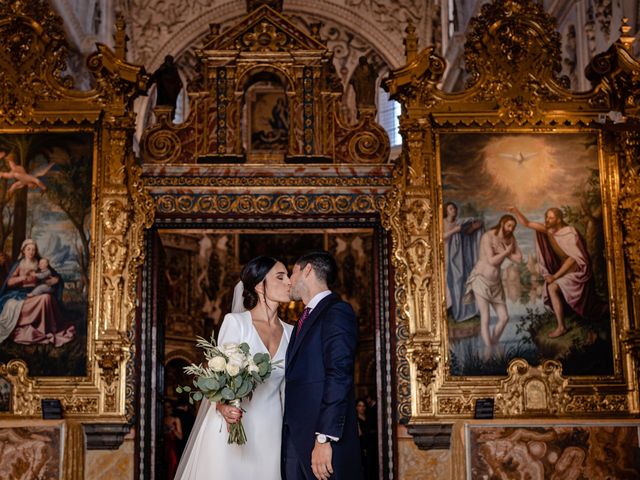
[173,312,289,480]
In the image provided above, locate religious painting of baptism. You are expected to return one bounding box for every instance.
[0,133,92,377]
[440,132,612,377]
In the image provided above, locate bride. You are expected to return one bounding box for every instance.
[174,256,293,480]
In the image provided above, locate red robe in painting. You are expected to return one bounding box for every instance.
[535,227,608,320]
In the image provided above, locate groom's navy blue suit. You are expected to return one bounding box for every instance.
[282,293,363,480]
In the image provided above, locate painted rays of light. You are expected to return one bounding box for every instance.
[482,136,558,210]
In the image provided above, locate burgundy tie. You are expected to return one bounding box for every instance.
[296,307,311,337]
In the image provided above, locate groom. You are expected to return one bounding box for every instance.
[283,251,362,480]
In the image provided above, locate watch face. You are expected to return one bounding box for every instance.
[317,434,327,443]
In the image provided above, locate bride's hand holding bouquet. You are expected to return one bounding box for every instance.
[177,335,282,445]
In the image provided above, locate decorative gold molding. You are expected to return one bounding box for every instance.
[0,4,152,421]
[154,193,385,215]
[495,360,570,416]
[618,130,640,292]
[384,0,640,429]
[142,175,393,188]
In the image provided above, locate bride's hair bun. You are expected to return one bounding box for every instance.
[240,256,280,310]
[242,286,258,310]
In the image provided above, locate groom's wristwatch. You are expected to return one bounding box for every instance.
[316,434,330,444]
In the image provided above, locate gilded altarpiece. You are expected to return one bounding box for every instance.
[384,0,640,446]
[0,2,153,478]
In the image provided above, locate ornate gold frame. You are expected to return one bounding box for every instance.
[384,0,640,426]
[0,3,153,423]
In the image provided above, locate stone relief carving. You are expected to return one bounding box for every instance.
[562,24,578,90]
[594,0,613,40]
[344,0,425,39]
[116,0,234,67]
[585,4,599,57]
[291,14,388,124]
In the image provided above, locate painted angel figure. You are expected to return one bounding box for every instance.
[0,150,55,195]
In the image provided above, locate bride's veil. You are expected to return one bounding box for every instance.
[174,280,246,479]
[230,280,247,313]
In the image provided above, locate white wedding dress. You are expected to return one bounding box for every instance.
[174,311,292,480]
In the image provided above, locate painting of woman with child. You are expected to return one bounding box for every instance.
[0,133,92,377]
[0,238,74,348]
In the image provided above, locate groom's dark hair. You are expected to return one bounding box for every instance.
[296,251,337,287]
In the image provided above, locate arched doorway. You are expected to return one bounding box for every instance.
[137,217,395,480]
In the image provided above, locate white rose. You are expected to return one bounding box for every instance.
[226,363,241,376]
[221,343,240,356]
[208,356,226,372]
[229,352,247,368]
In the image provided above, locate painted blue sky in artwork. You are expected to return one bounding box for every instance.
[27,195,90,281]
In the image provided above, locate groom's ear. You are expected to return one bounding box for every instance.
[303,263,314,278]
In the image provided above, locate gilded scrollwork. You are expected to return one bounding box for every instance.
[143,175,392,187]
[332,111,391,164]
[383,0,640,435]
[95,340,126,387]
[438,396,474,416]
[618,130,640,292]
[495,360,570,416]
[154,193,384,215]
[241,20,290,52]
[0,1,75,124]
[405,198,431,235]
[0,360,35,416]
[0,3,151,422]
[409,345,439,415]
[565,394,628,413]
[102,238,127,274]
[102,200,130,236]
[464,0,563,113]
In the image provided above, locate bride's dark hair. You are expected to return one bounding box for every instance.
[240,255,280,309]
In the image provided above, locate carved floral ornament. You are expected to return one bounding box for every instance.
[0,3,153,421]
[382,0,640,426]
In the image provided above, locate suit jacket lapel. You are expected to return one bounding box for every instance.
[286,293,337,370]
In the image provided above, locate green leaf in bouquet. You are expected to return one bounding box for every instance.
[196,377,209,391]
[251,371,262,383]
[193,391,203,401]
[204,378,220,391]
[176,386,183,393]
[253,352,268,364]
[258,362,269,376]
[211,392,223,402]
[221,387,235,400]
[182,386,192,392]
[237,378,252,398]
[239,343,250,355]
[236,383,248,398]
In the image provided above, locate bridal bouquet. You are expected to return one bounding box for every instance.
[176,335,281,445]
